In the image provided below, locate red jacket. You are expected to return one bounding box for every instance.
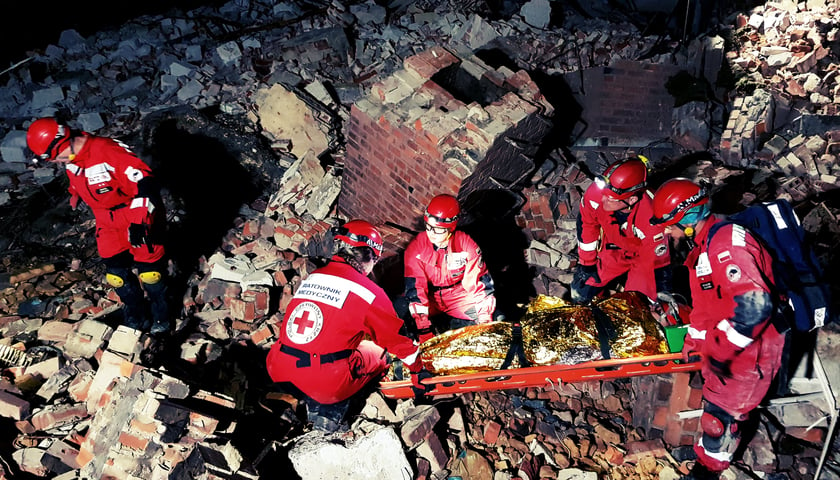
[65,134,163,262]
[404,230,495,323]
[577,184,669,268]
[65,135,155,225]
[266,257,419,404]
[684,216,786,413]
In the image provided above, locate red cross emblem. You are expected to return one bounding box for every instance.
[292,310,315,334]
[285,302,323,344]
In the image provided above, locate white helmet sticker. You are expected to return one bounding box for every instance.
[285,301,324,344]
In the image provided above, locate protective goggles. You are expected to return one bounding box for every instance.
[332,226,383,253]
[425,223,450,235]
[677,204,710,226]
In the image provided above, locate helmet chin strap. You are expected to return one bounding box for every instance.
[675,222,697,250]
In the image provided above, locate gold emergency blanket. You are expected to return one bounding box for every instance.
[421,291,669,375]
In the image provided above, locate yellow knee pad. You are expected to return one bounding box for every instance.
[138,271,162,285]
[106,273,125,288]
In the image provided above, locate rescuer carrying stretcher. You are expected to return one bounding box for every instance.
[572,156,674,307]
[403,194,501,343]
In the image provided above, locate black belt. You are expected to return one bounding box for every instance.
[280,344,353,368]
[429,282,459,293]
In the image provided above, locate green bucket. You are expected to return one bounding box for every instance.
[664,325,689,353]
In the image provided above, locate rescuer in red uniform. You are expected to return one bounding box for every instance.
[404,194,498,343]
[572,156,672,305]
[26,117,170,335]
[651,179,787,479]
[266,220,426,432]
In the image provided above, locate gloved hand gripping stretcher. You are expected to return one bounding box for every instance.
[381,291,701,399]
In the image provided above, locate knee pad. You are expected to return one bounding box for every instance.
[698,404,740,467]
[106,272,126,288]
[138,271,162,285]
[700,411,725,437]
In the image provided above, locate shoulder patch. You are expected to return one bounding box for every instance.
[725,264,742,282]
[655,244,668,256]
[124,165,146,183]
[285,301,324,344]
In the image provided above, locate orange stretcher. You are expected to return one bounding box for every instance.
[380,352,702,400]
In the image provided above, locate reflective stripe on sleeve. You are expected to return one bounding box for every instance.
[579,240,599,252]
[130,197,155,214]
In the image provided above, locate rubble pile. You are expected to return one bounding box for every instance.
[728,1,839,116]
[0,0,839,479]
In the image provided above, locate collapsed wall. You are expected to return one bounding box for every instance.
[338,46,554,230]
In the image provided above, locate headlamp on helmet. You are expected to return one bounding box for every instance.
[597,156,649,200]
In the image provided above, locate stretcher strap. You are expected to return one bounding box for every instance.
[592,306,617,360]
[500,322,530,369]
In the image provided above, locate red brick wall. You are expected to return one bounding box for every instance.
[339,47,553,231]
[571,60,683,145]
[341,102,465,230]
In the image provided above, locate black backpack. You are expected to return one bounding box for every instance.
[708,199,834,332]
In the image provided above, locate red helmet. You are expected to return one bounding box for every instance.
[424,194,460,230]
[596,156,648,200]
[27,118,71,161]
[333,220,384,257]
[650,178,710,226]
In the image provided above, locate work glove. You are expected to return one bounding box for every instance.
[417,326,435,344]
[408,359,434,399]
[129,223,152,249]
[573,263,600,286]
[413,313,431,330]
[413,313,434,342]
